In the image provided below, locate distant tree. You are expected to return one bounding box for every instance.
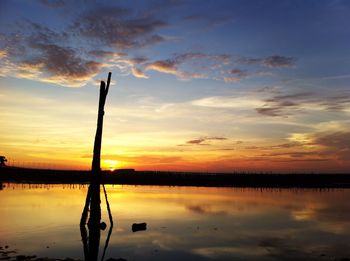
[0,156,7,167]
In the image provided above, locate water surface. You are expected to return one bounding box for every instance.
[1,183,350,260]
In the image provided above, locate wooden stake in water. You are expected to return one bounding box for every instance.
[91,72,112,181]
[80,72,113,261]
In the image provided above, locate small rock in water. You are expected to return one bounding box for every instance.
[100,222,107,230]
[132,222,147,232]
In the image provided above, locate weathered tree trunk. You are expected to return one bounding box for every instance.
[80,73,112,261]
[91,72,112,182]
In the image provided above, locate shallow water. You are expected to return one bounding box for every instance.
[1,183,350,260]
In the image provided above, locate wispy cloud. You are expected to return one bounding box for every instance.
[0,2,299,86]
[71,6,167,49]
[142,51,287,83]
[256,131,350,163]
[191,88,350,120]
[239,55,296,68]
[145,60,177,75]
[173,52,231,64]
[30,43,102,81]
[223,68,271,82]
[255,90,350,117]
[256,92,311,116]
[0,4,168,86]
[245,142,303,151]
[0,49,7,59]
[312,131,350,160]
[185,136,227,145]
[144,52,230,80]
[265,131,350,162]
[192,96,264,109]
[131,67,149,79]
[223,69,248,82]
[0,23,105,87]
[88,50,126,59]
[320,95,350,111]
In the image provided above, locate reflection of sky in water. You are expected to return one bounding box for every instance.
[1,184,350,260]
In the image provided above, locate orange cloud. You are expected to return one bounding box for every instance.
[131,67,149,79]
[145,60,178,75]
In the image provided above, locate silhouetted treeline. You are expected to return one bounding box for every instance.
[1,167,350,188]
[0,167,90,183]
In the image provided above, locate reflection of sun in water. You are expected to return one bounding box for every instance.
[103,160,120,171]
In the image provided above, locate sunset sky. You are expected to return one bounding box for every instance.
[1,0,350,172]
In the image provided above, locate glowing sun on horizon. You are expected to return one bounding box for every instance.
[103,159,120,171]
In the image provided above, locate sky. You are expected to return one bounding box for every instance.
[0,0,350,172]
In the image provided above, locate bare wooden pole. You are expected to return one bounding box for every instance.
[79,72,112,260]
[91,72,112,181]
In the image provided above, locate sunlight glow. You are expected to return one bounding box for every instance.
[103,159,120,171]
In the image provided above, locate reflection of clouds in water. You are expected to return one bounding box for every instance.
[288,192,350,234]
[315,203,350,223]
[292,209,316,221]
[186,205,228,216]
[259,236,350,261]
[114,227,125,233]
[2,185,350,260]
[152,239,172,250]
[259,236,317,261]
[192,246,266,260]
[103,186,350,260]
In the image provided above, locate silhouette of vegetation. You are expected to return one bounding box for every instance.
[0,156,7,167]
[1,167,350,188]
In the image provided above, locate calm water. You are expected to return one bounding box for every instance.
[1,183,350,260]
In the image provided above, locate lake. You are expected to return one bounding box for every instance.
[1,183,350,260]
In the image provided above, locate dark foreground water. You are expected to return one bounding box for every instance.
[1,183,350,261]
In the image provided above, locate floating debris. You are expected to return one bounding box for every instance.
[132,222,147,232]
[100,222,107,230]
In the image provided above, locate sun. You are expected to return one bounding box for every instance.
[103,159,120,171]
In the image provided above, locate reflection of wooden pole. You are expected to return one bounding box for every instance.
[91,72,112,181]
[80,73,113,261]
[101,184,114,261]
[80,185,91,260]
[88,182,101,260]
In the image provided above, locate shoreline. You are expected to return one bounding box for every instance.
[1,167,350,188]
